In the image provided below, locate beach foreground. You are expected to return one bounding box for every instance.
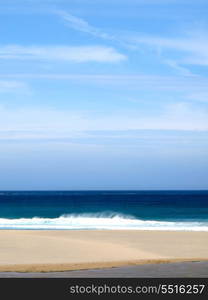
[0,230,207,272]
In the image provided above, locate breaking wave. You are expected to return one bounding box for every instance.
[0,213,208,230]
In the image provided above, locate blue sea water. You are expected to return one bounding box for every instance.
[0,191,208,230]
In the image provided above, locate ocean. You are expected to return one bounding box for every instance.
[0,191,208,230]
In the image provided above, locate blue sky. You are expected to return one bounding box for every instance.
[0,0,208,190]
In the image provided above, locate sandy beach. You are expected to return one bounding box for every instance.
[0,230,207,272]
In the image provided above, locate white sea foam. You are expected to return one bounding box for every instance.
[0,213,208,230]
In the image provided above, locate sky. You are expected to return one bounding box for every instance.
[0,0,208,190]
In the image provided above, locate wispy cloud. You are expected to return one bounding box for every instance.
[55,10,131,49]
[55,9,208,72]
[127,32,208,67]
[55,10,114,40]
[0,45,126,63]
[163,60,194,77]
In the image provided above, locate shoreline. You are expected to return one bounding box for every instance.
[0,230,207,272]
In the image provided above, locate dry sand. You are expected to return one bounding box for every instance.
[0,230,207,272]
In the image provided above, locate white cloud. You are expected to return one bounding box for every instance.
[0,45,126,62]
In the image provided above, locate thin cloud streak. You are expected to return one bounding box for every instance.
[0,45,126,63]
[56,10,114,40]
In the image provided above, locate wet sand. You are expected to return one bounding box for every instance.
[0,230,207,272]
